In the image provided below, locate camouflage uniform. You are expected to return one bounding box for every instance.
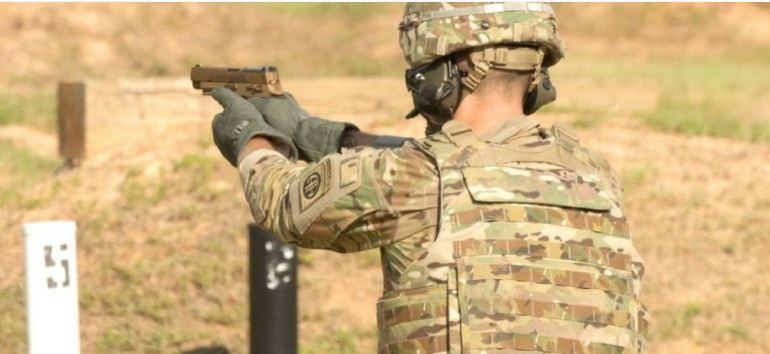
[239,117,649,353]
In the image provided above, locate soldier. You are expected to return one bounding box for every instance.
[210,2,648,353]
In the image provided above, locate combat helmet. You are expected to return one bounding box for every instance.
[398,2,567,133]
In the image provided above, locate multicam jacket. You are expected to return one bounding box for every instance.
[239,117,648,354]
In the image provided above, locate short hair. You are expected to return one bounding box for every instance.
[472,68,532,101]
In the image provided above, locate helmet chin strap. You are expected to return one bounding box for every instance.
[527,50,545,92]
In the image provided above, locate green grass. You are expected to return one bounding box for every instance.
[174,154,214,185]
[201,305,242,326]
[120,172,170,209]
[95,321,194,354]
[297,249,316,266]
[621,165,655,192]
[145,328,178,353]
[655,302,703,340]
[96,323,141,352]
[0,139,57,176]
[0,139,58,207]
[640,58,770,142]
[0,92,56,131]
[173,153,223,201]
[0,284,26,353]
[552,53,770,142]
[301,328,376,354]
[724,324,750,340]
[73,199,115,251]
[642,97,767,142]
[119,154,223,210]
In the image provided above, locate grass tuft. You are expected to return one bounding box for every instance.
[655,302,703,340]
[621,165,655,192]
[0,139,58,207]
[0,92,56,131]
[642,97,770,143]
[640,58,770,142]
[120,174,169,209]
[300,328,376,354]
[724,324,750,340]
[174,153,220,200]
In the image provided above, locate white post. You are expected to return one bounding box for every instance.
[23,221,80,354]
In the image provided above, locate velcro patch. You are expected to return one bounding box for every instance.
[339,156,359,188]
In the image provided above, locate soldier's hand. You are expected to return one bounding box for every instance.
[211,88,298,166]
[247,93,308,138]
[249,93,359,162]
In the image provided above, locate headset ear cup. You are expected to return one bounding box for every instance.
[404,58,462,130]
[523,69,557,115]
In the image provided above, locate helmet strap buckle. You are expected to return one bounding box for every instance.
[461,61,490,92]
[527,49,546,92]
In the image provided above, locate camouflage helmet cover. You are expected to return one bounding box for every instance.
[398,2,567,68]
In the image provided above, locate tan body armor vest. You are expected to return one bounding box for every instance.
[376,120,648,354]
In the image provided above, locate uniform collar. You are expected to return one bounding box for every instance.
[479,115,541,144]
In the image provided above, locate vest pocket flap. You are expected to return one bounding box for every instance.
[461,166,613,211]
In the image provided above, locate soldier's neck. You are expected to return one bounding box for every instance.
[453,92,525,134]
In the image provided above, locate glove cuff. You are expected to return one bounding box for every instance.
[230,121,298,166]
[295,118,359,162]
[372,135,412,149]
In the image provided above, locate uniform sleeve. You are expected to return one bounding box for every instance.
[238,141,439,253]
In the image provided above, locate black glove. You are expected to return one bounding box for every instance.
[211,88,297,166]
[248,93,358,162]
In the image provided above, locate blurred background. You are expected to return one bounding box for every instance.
[1,3,769,353]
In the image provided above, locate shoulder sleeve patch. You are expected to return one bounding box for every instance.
[299,158,333,212]
[289,154,362,234]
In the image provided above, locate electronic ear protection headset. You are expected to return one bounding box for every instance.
[404,57,463,134]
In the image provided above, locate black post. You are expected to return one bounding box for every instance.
[249,224,298,354]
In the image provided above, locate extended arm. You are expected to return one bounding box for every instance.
[238,141,439,252]
[238,130,411,165]
[212,88,437,252]
[247,92,411,161]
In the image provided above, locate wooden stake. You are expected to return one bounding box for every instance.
[57,82,86,167]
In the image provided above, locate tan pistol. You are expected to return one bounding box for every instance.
[190,65,284,98]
